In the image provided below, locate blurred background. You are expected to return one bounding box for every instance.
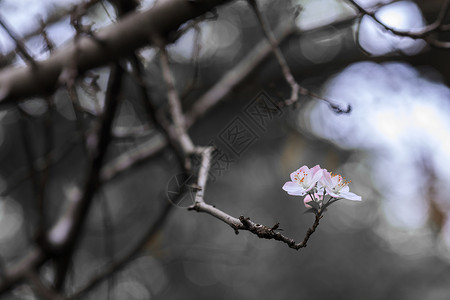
[1,0,450,299]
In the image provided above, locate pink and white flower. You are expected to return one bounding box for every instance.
[282,165,323,196]
[319,169,361,201]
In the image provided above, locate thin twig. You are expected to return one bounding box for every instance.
[1,134,80,197]
[127,53,187,170]
[345,0,450,48]
[0,16,36,66]
[248,0,299,104]
[159,47,195,155]
[247,0,351,112]
[99,134,166,183]
[238,212,323,250]
[2,0,102,59]
[180,24,202,100]
[190,195,323,250]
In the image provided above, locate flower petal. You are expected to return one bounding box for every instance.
[288,189,307,196]
[310,165,322,175]
[339,191,362,201]
[325,187,340,198]
[340,185,350,193]
[311,169,323,185]
[282,181,301,192]
[320,169,333,187]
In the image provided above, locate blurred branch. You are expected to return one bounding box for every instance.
[49,64,123,290]
[3,0,101,54]
[159,47,195,156]
[185,6,354,128]
[99,134,167,183]
[185,23,296,127]
[0,248,47,294]
[17,110,40,205]
[247,0,300,105]
[188,9,385,126]
[0,0,234,106]
[0,17,36,66]
[2,130,166,199]
[37,97,56,233]
[180,24,202,100]
[0,134,80,197]
[69,200,173,299]
[26,270,65,300]
[127,48,188,170]
[248,0,351,112]
[345,0,450,49]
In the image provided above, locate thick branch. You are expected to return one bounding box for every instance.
[0,0,233,105]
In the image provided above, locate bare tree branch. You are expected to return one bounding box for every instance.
[159,47,195,155]
[49,63,123,290]
[345,0,450,48]
[247,0,300,104]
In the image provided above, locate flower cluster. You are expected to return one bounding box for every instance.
[282,165,361,210]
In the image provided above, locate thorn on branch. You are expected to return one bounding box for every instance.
[271,222,280,231]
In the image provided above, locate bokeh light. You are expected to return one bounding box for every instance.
[357,1,427,55]
[299,61,450,255]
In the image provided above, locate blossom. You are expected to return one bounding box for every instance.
[282,165,323,196]
[303,193,323,208]
[320,169,361,201]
